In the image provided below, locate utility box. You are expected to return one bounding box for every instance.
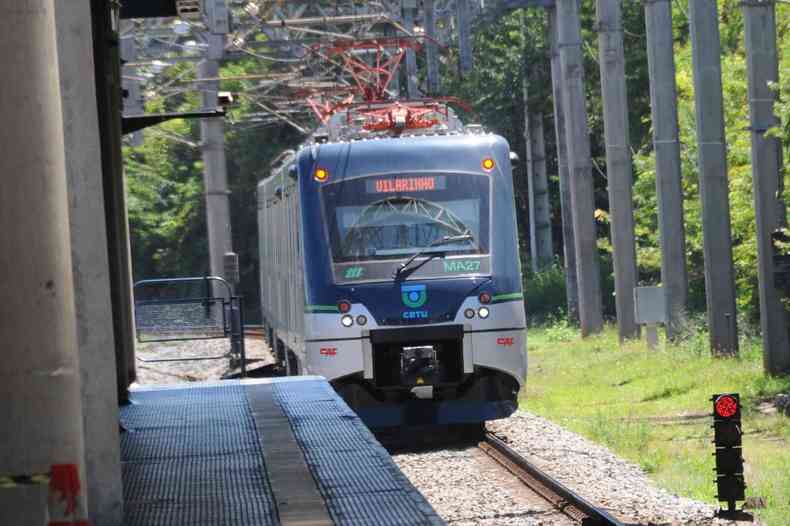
[634,286,666,349]
[634,286,667,325]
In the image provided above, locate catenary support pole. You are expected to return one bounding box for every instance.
[56,2,123,523]
[688,0,739,354]
[403,0,419,98]
[595,0,639,341]
[644,0,689,339]
[524,79,554,271]
[200,34,234,282]
[0,1,88,522]
[547,6,579,323]
[457,0,473,76]
[742,0,790,374]
[424,0,440,93]
[556,0,604,335]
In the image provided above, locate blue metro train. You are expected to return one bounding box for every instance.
[258,124,526,428]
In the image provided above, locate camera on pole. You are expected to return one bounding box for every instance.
[711,393,751,520]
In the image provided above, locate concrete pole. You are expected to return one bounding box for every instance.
[530,113,553,269]
[688,0,739,354]
[595,0,638,341]
[742,0,790,374]
[424,0,440,94]
[547,6,579,323]
[200,34,233,281]
[556,0,604,335]
[403,0,419,98]
[524,81,539,273]
[524,79,554,271]
[457,0,473,76]
[56,2,123,523]
[0,1,88,522]
[644,0,689,339]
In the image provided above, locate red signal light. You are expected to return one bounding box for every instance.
[715,395,739,418]
[478,292,492,304]
[337,300,352,314]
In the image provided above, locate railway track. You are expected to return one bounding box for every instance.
[479,432,624,526]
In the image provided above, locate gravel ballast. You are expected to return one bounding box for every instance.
[488,411,753,526]
[133,336,273,384]
[393,446,574,525]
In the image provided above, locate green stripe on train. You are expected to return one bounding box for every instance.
[305,304,340,313]
[491,292,524,303]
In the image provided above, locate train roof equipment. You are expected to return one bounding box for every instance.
[295,37,475,143]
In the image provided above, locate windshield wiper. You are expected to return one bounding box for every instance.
[392,234,474,280]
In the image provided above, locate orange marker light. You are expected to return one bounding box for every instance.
[482,158,495,171]
[314,167,329,182]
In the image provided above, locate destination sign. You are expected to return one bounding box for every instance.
[366,176,446,194]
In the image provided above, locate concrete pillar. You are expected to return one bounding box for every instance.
[523,79,553,271]
[424,0,440,94]
[689,0,739,354]
[644,0,689,339]
[556,0,604,335]
[596,0,638,341]
[200,34,233,281]
[403,0,419,98]
[457,0,473,76]
[91,0,136,401]
[547,6,579,323]
[742,0,790,374]
[0,1,88,522]
[56,1,123,523]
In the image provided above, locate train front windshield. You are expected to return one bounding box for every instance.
[321,173,491,282]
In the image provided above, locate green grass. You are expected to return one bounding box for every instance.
[521,323,790,526]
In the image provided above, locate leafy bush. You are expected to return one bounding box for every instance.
[523,263,568,323]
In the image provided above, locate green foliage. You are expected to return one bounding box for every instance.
[523,264,568,323]
[124,54,302,321]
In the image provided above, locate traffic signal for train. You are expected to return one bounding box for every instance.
[711,393,746,516]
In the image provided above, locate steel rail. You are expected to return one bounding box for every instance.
[480,432,625,526]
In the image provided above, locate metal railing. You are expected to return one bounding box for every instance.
[133,276,246,377]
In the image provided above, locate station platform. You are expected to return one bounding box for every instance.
[120,376,444,526]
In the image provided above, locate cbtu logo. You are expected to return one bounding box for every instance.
[401,284,427,308]
[401,283,428,320]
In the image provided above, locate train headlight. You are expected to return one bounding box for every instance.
[356,314,368,326]
[314,167,329,182]
[464,308,475,319]
[341,314,354,327]
[477,306,490,319]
